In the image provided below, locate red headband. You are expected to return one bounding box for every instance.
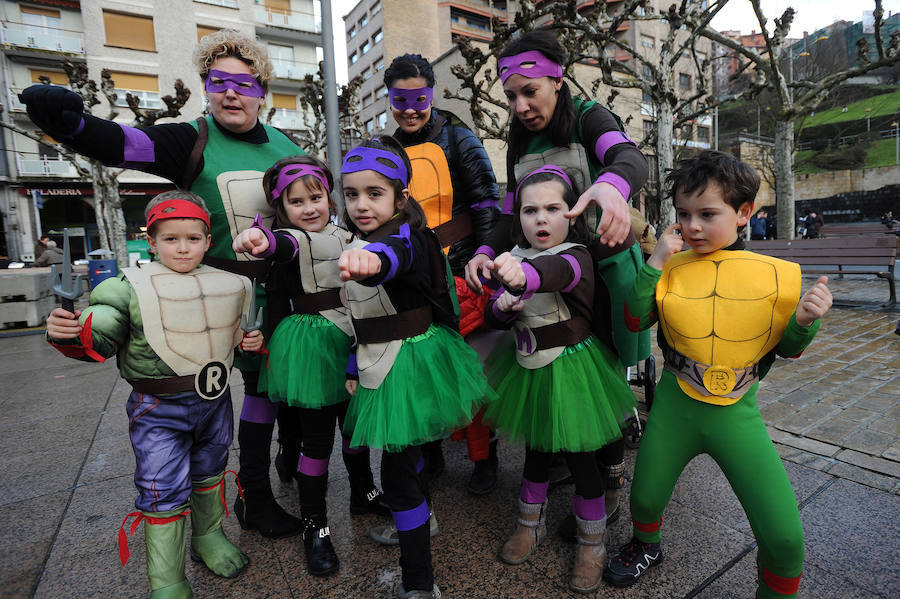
[146,199,211,231]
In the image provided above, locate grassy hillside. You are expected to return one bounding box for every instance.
[795,137,899,173]
[800,87,900,128]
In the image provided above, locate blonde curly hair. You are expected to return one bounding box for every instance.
[194,29,273,89]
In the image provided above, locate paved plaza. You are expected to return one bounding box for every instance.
[0,275,898,599]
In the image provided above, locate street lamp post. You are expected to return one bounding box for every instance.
[866,108,872,133]
[893,122,899,165]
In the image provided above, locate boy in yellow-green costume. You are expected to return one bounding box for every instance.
[604,151,833,599]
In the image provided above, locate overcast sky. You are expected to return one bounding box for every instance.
[329,0,893,84]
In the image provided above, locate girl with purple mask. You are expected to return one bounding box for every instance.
[338,136,494,599]
[231,154,391,577]
[384,53,503,501]
[481,165,635,593]
[20,29,307,540]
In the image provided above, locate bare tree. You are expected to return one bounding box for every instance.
[698,0,900,238]
[279,63,364,156]
[0,61,190,266]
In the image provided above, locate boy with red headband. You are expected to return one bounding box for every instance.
[46,191,263,599]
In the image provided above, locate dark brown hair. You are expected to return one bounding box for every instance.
[340,135,427,235]
[384,53,436,88]
[500,30,576,159]
[511,170,591,249]
[262,154,335,229]
[665,150,760,212]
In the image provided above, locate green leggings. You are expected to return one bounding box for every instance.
[630,372,803,598]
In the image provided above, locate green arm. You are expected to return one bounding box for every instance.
[624,262,661,332]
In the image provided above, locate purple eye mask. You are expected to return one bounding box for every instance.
[389,86,433,111]
[498,50,563,84]
[271,164,330,202]
[516,164,573,199]
[341,146,409,186]
[204,69,266,98]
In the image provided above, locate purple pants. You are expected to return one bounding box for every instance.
[126,390,233,512]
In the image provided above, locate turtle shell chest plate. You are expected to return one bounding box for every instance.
[656,250,801,403]
[123,262,252,376]
[510,243,578,369]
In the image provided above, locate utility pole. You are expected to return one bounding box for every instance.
[320,0,343,213]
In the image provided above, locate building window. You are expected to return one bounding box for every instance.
[377,111,387,130]
[103,11,156,51]
[363,93,372,108]
[361,40,371,55]
[373,29,383,44]
[362,67,371,81]
[272,93,296,110]
[109,71,161,108]
[348,25,356,39]
[375,85,386,99]
[197,25,220,42]
[359,14,368,28]
[696,51,706,63]
[374,57,384,71]
[697,126,710,144]
[642,91,653,104]
[679,73,692,89]
[640,35,654,49]
[641,65,652,79]
[643,120,654,137]
[371,0,381,15]
[365,119,374,134]
[349,51,358,64]
[30,68,68,85]
[21,5,61,32]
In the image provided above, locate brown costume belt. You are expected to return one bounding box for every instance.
[352,305,433,344]
[529,316,591,350]
[129,375,196,395]
[201,255,270,281]
[291,288,343,314]
[433,212,472,248]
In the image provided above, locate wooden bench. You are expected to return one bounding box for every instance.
[746,236,898,305]
[819,222,897,237]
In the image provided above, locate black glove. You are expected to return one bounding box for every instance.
[20,84,84,137]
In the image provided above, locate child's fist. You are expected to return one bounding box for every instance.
[46,307,81,339]
[345,379,358,396]
[491,252,526,291]
[240,330,264,353]
[495,291,524,313]
[232,228,270,255]
[339,249,382,281]
[795,276,832,327]
[647,224,683,270]
[464,252,494,293]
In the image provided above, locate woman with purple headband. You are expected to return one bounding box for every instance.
[463,27,652,568]
[21,29,307,540]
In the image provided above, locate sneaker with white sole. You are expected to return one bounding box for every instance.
[603,537,663,587]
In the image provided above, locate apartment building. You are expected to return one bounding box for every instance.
[344,0,509,136]
[0,0,321,261]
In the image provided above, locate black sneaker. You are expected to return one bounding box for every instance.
[603,537,663,587]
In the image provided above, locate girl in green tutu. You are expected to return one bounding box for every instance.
[482,165,635,594]
[232,155,389,577]
[338,136,493,599]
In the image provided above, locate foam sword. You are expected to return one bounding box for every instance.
[50,228,85,313]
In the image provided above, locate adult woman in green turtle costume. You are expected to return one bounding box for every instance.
[464,29,651,539]
[20,29,304,539]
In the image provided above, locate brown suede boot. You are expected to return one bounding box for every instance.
[499,499,546,565]
[602,461,625,524]
[568,516,607,594]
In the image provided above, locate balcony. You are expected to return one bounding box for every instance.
[7,88,27,112]
[268,108,308,131]
[16,154,80,177]
[254,6,321,34]
[194,0,239,8]
[0,22,84,54]
[449,18,493,41]
[443,0,508,19]
[271,59,318,81]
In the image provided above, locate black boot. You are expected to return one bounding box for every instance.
[274,406,302,484]
[343,448,391,517]
[302,514,339,576]
[274,442,301,484]
[421,440,445,482]
[235,419,301,538]
[467,438,498,495]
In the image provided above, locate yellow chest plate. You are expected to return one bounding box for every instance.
[656,250,801,404]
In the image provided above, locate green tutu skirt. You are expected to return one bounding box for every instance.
[259,313,351,408]
[484,335,635,453]
[344,323,495,452]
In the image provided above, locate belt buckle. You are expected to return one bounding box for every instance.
[702,365,737,396]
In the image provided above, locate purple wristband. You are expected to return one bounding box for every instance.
[249,218,278,258]
[520,262,540,299]
[475,245,496,261]
[346,352,358,377]
[594,172,631,201]
[500,191,515,216]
